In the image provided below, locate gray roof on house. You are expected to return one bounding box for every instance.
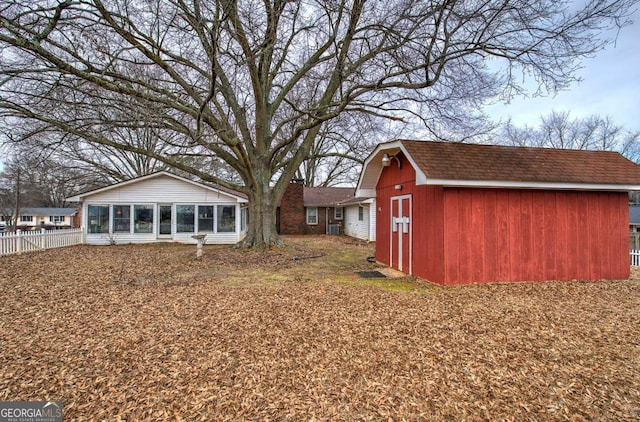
[20,208,77,216]
[303,186,355,207]
[631,205,640,225]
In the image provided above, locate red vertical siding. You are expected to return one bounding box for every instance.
[531,192,546,280]
[616,194,631,278]
[555,192,569,280]
[495,190,511,282]
[444,189,460,283]
[543,191,557,279]
[375,153,447,284]
[565,192,580,279]
[576,197,591,278]
[412,184,446,284]
[376,155,630,284]
[519,191,536,280]
[586,194,601,280]
[482,190,498,283]
[375,153,417,267]
[442,188,629,284]
[507,191,521,282]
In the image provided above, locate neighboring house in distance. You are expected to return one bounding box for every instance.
[1,208,78,230]
[357,140,640,285]
[630,205,640,232]
[276,179,375,240]
[66,172,248,245]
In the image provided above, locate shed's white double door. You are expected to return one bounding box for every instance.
[390,195,412,274]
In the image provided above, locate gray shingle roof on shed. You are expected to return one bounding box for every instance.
[400,140,640,185]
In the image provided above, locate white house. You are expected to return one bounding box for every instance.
[340,196,376,242]
[1,207,78,230]
[67,172,249,245]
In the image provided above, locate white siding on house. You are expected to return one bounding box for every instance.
[344,199,376,241]
[15,214,73,228]
[78,174,247,245]
[368,199,376,242]
[83,175,238,203]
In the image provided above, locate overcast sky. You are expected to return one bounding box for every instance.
[485,7,640,133]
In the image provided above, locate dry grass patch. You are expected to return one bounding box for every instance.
[1,236,639,420]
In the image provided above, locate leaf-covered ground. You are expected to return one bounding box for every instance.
[1,236,639,420]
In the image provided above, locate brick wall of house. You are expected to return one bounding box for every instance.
[278,179,306,235]
[304,207,343,235]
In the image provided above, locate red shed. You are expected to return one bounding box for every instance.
[356,140,640,285]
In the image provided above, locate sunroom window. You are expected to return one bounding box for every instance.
[176,205,195,233]
[113,205,131,233]
[134,205,153,233]
[88,205,109,234]
[198,206,214,232]
[217,205,235,232]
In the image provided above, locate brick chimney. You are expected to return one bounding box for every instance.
[278,179,305,234]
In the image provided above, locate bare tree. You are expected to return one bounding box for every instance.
[297,112,383,187]
[498,111,640,162]
[0,145,106,221]
[0,0,635,246]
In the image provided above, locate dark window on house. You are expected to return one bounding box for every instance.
[113,205,131,233]
[241,207,248,231]
[334,207,343,220]
[358,206,364,221]
[217,205,235,232]
[198,206,214,232]
[20,215,33,222]
[176,205,195,233]
[88,205,109,233]
[306,207,318,225]
[49,215,65,223]
[134,205,153,233]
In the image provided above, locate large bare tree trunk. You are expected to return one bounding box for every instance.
[242,187,281,248]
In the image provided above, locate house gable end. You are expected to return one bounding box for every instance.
[78,174,244,204]
[67,172,247,203]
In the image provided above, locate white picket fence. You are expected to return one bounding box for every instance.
[632,250,640,267]
[0,228,84,257]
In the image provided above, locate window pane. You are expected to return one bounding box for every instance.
[176,205,195,233]
[335,207,343,219]
[198,206,214,232]
[88,205,109,234]
[306,207,317,224]
[134,205,153,233]
[358,206,364,221]
[113,205,131,233]
[217,205,235,232]
[241,207,248,231]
